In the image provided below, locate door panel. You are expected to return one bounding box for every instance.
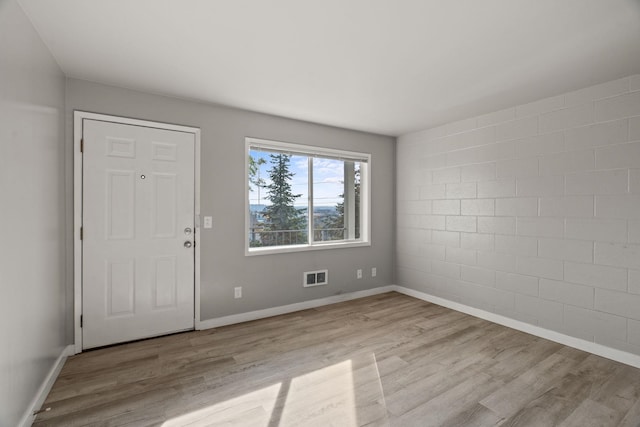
[106,170,135,239]
[153,256,178,308]
[106,259,135,316]
[82,119,195,349]
[152,173,177,238]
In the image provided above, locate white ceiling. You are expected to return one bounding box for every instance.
[18,0,640,136]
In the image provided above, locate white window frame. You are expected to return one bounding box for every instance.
[245,137,371,256]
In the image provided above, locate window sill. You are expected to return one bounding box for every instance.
[245,240,371,256]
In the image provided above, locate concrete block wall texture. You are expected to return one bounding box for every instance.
[397,75,640,356]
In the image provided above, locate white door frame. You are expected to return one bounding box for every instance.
[73,111,202,354]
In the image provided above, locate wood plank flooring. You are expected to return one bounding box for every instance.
[34,292,640,426]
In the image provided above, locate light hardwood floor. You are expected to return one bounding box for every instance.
[35,292,640,426]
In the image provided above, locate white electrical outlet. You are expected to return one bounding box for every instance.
[357,269,362,279]
[234,286,242,299]
[204,216,213,229]
[372,267,377,277]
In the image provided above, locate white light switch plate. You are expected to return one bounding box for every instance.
[204,216,213,229]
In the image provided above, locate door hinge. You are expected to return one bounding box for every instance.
[80,315,83,328]
[80,227,83,240]
[80,138,84,153]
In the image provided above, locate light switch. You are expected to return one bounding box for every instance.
[203,216,213,229]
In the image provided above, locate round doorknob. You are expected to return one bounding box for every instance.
[184,241,193,248]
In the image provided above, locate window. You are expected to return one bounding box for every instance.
[246,137,370,255]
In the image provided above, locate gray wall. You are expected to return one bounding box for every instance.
[0,1,67,425]
[397,75,640,357]
[65,78,395,335]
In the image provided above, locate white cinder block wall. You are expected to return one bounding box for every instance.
[397,75,640,357]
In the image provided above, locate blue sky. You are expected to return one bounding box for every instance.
[249,151,346,208]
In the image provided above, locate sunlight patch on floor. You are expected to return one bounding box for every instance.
[279,359,358,426]
[160,354,389,426]
[161,383,282,426]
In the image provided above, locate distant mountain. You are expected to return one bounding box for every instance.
[250,204,338,214]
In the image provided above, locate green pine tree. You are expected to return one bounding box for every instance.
[248,155,266,189]
[262,154,307,245]
[248,154,267,247]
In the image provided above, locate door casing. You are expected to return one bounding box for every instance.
[73,111,201,354]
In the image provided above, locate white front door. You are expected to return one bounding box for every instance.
[82,119,195,349]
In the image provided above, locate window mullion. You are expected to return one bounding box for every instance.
[308,156,314,244]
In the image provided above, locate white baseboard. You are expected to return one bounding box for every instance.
[198,285,396,330]
[392,285,640,369]
[19,344,74,427]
